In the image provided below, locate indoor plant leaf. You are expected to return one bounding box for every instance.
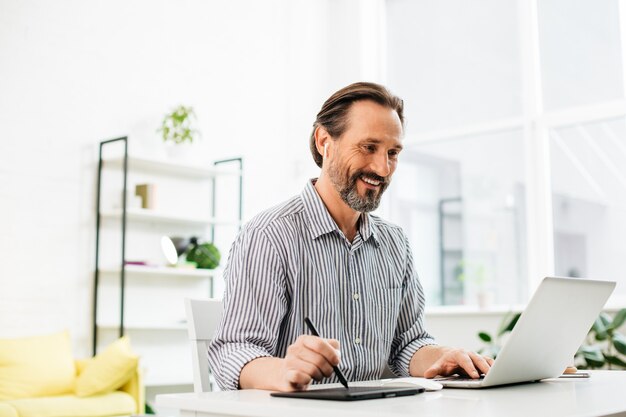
[478,332,492,343]
[581,348,605,368]
[599,312,612,327]
[593,315,609,341]
[159,105,199,144]
[495,311,512,336]
[613,333,626,356]
[604,355,626,369]
[499,313,521,336]
[608,308,626,331]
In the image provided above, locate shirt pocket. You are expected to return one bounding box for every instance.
[367,287,403,348]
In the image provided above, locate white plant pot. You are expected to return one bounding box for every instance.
[477,291,495,310]
[164,142,194,161]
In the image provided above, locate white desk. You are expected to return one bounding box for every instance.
[156,371,626,417]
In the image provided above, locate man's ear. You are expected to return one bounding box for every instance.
[314,126,330,160]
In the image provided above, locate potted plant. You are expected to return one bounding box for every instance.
[185,237,221,270]
[576,309,626,369]
[158,105,199,159]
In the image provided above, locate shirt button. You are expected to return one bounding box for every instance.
[354,337,362,345]
[353,293,360,301]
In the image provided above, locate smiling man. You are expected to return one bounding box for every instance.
[207,82,493,392]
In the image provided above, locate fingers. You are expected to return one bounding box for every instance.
[327,338,340,350]
[456,351,480,378]
[282,335,342,390]
[423,365,441,379]
[302,336,341,366]
[468,351,492,376]
[295,346,336,378]
[285,370,312,391]
[423,349,493,379]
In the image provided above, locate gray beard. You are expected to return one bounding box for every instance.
[327,162,389,213]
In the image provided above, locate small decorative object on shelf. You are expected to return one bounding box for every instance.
[158,105,199,160]
[161,236,198,269]
[135,183,156,209]
[124,260,149,266]
[185,237,221,270]
[169,236,192,256]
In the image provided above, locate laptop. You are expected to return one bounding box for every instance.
[437,276,615,388]
[270,385,424,401]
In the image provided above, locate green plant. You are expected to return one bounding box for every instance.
[185,238,221,270]
[158,105,199,144]
[576,309,626,370]
[477,311,521,359]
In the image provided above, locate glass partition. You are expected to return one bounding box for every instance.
[387,130,527,307]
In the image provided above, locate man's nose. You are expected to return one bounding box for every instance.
[370,151,391,177]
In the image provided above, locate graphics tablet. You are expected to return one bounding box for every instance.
[270,386,424,401]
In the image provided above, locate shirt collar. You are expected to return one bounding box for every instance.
[301,179,380,246]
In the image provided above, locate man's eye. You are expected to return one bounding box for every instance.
[364,145,376,153]
[388,150,400,159]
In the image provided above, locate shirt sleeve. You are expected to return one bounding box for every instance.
[387,231,437,377]
[207,225,287,390]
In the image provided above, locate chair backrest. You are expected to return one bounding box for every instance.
[185,297,223,393]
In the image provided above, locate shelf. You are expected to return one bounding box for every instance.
[104,156,241,178]
[100,208,238,227]
[100,265,219,278]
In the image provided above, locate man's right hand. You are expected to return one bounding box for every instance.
[239,335,341,392]
[280,335,341,391]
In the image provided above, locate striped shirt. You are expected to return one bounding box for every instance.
[207,179,436,390]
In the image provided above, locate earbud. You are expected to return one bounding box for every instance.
[323,143,328,159]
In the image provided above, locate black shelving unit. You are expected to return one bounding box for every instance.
[92,136,243,355]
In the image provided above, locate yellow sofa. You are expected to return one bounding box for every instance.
[0,333,144,417]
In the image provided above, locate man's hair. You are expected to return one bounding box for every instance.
[309,82,404,168]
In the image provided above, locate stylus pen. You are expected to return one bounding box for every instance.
[304,317,350,389]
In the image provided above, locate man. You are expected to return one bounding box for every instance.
[208,82,494,392]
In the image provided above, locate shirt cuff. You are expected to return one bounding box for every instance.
[209,343,272,390]
[390,337,437,377]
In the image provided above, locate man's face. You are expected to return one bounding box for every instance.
[325,100,403,212]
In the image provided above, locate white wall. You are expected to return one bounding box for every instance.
[0,0,376,357]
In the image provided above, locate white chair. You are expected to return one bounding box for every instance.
[185,297,223,393]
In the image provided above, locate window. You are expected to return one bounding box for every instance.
[384,0,626,307]
[387,130,527,306]
[550,117,626,305]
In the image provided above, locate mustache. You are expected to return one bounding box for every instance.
[350,170,388,185]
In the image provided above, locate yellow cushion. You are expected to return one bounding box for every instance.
[0,404,18,417]
[75,337,138,397]
[0,331,75,400]
[6,391,136,417]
